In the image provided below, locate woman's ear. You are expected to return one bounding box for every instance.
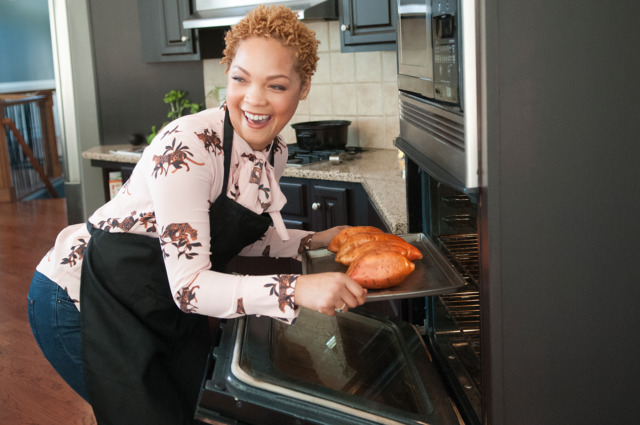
[300,78,311,100]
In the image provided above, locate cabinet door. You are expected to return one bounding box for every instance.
[159,0,195,56]
[311,185,349,230]
[280,181,312,230]
[280,177,387,232]
[339,0,398,52]
[138,0,199,62]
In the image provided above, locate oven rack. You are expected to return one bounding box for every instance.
[437,233,479,286]
[438,291,481,359]
[436,234,481,357]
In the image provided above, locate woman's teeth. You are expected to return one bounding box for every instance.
[244,112,270,124]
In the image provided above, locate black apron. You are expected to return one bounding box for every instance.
[80,109,273,425]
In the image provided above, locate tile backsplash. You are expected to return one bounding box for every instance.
[202,20,399,150]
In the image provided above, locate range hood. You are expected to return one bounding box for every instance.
[183,0,338,29]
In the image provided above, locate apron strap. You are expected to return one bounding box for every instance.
[222,108,234,194]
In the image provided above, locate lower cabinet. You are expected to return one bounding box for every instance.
[280,177,389,232]
[227,177,390,276]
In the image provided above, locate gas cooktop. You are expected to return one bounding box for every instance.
[286,144,364,166]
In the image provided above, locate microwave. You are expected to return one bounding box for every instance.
[395,0,480,191]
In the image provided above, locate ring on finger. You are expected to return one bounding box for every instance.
[335,302,347,313]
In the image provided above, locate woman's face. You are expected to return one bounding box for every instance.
[226,37,310,151]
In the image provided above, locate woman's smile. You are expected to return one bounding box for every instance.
[243,111,272,126]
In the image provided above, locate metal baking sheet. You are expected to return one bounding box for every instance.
[302,233,467,301]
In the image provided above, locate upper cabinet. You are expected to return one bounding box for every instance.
[138,0,199,62]
[339,0,398,52]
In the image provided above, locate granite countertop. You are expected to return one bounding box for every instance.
[82,145,408,234]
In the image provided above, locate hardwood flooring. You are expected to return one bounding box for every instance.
[0,199,96,424]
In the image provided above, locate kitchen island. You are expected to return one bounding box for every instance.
[82,145,408,234]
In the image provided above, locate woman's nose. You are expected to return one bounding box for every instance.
[244,84,267,105]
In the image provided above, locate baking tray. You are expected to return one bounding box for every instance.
[302,233,467,301]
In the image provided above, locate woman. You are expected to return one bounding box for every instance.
[27,6,367,425]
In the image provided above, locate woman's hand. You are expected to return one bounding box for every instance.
[294,272,367,316]
[308,225,350,250]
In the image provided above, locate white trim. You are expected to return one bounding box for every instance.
[48,0,104,220]
[0,80,56,94]
[49,0,78,182]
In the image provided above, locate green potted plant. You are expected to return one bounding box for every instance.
[147,90,203,144]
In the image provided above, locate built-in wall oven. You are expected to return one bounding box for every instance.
[194,1,483,424]
[395,0,483,423]
[394,0,483,424]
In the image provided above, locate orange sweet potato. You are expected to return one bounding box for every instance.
[328,226,384,253]
[335,232,413,263]
[346,250,416,289]
[335,240,423,265]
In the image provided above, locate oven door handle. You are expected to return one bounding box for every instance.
[461,0,481,189]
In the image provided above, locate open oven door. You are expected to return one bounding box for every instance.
[196,308,464,425]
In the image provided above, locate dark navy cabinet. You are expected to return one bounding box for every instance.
[138,0,199,62]
[339,0,398,52]
[280,177,389,232]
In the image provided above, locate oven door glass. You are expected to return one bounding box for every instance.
[230,308,460,425]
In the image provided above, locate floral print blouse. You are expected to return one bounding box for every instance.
[36,107,312,323]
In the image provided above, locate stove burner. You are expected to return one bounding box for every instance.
[286,144,363,166]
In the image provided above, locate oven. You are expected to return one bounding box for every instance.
[194,0,485,422]
[394,0,483,422]
[195,168,481,425]
[195,218,476,425]
[402,156,481,425]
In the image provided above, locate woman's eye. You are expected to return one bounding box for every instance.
[270,85,286,91]
[231,75,245,83]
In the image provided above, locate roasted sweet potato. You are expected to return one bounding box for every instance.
[335,232,413,263]
[346,250,416,289]
[335,240,423,265]
[328,226,384,253]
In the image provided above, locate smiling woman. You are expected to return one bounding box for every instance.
[26,5,366,425]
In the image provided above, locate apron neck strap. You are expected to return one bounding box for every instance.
[221,107,277,195]
[222,108,234,194]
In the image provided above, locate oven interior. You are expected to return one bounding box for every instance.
[417,164,481,425]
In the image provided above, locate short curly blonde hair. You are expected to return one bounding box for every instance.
[221,5,319,82]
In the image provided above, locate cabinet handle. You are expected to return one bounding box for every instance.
[340,24,350,32]
[181,35,190,42]
[312,202,322,211]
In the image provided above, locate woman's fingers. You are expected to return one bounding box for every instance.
[294,272,367,316]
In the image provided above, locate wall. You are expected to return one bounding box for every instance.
[88,0,205,146]
[203,20,399,150]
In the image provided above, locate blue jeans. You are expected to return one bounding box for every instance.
[27,271,89,402]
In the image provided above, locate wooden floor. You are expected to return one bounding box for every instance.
[0,199,96,424]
